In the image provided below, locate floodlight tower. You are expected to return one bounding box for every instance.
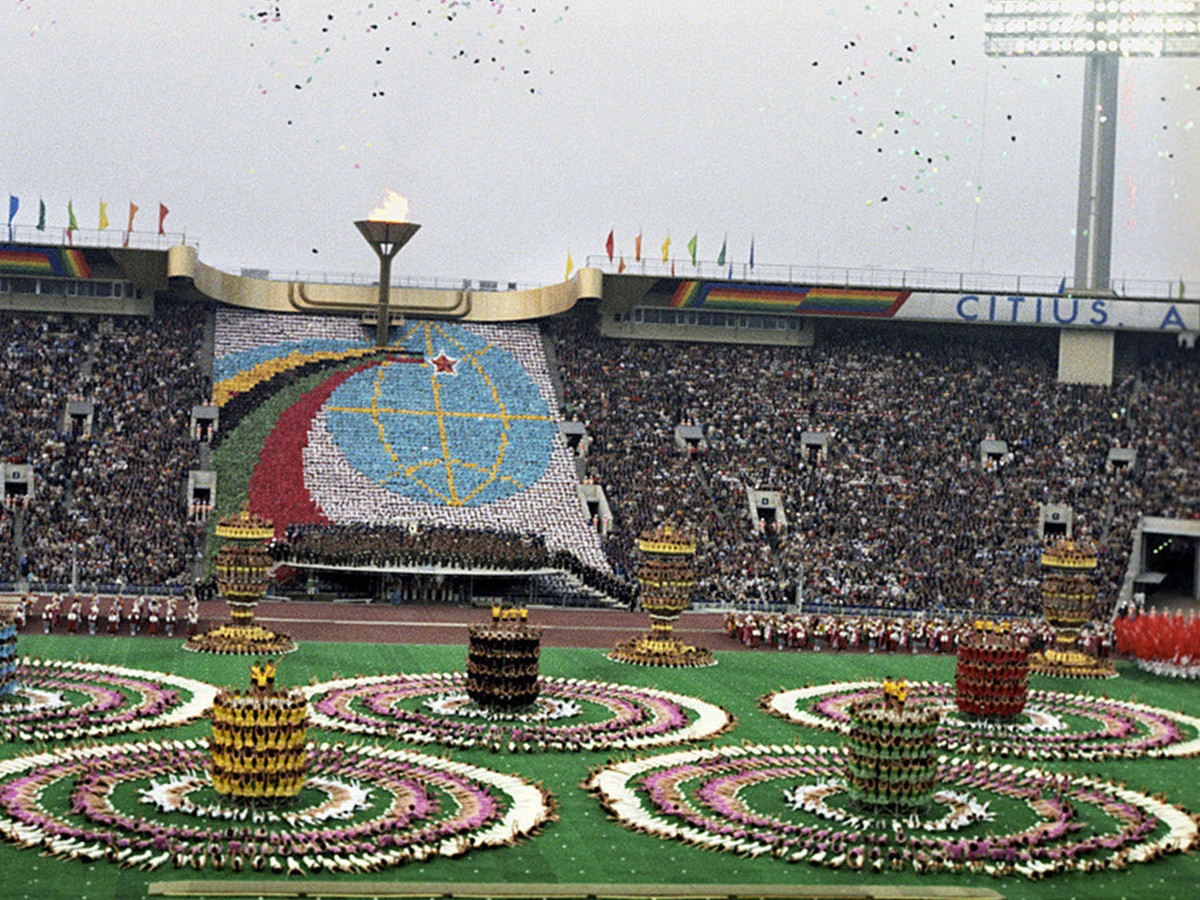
[984,2,1200,291]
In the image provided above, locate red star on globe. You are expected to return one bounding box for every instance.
[429,351,458,375]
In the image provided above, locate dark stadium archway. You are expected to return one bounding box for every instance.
[1134,517,1200,611]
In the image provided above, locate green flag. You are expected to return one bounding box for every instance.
[716,235,727,267]
[68,199,78,230]
[687,233,697,266]
[37,198,45,231]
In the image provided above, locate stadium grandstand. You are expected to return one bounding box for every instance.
[0,234,1197,626]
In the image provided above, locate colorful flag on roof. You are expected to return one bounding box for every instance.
[605,229,614,262]
[125,202,139,247]
[687,233,698,267]
[158,203,169,235]
[98,201,109,231]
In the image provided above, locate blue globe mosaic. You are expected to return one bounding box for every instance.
[324,324,557,507]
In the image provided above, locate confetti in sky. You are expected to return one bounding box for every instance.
[246,1,569,101]
[2,1,1198,286]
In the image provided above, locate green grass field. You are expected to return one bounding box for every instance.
[2,635,1197,900]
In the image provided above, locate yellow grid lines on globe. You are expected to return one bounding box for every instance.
[323,352,554,507]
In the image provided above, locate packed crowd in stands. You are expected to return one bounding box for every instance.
[273,523,553,571]
[0,509,14,583]
[3,297,1197,626]
[552,312,1200,617]
[0,310,210,589]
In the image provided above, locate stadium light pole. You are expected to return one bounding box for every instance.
[983,1,1200,291]
[355,218,421,347]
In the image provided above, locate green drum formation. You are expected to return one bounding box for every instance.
[844,679,941,812]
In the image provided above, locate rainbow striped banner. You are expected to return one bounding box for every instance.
[0,246,92,279]
[668,281,909,317]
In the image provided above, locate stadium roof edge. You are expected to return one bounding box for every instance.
[162,244,600,323]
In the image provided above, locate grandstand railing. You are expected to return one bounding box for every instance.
[11,225,1186,301]
[5,224,192,253]
[584,256,1192,301]
[245,269,544,293]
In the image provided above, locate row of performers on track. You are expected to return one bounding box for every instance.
[7,594,200,637]
[724,610,1115,657]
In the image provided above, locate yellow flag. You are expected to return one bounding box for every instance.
[661,234,671,263]
[99,201,109,230]
[565,252,574,281]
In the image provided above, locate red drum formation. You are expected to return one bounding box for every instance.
[955,624,1029,719]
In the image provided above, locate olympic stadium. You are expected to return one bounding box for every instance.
[1,232,1197,614]
[5,0,1200,896]
[0,216,1197,900]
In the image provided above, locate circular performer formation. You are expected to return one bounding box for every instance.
[585,743,1198,879]
[0,738,554,874]
[0,658,217,743]
[762,681,1200,761]
[305,672,733,752]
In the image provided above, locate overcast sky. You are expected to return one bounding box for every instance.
[2,1,1197,292]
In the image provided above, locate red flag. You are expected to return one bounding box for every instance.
[604,229,614,262]
[617,256,626,274]
[158,203,169,235]
[634,231,642,262]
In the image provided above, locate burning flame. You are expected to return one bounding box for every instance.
[368,190,410,222]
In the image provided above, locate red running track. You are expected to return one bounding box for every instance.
[202,599,742,652]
